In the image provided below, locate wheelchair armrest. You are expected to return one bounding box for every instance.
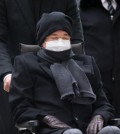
[15,120,39,131]
[108,118,120,128]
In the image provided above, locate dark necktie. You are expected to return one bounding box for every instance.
[107,0,115,15]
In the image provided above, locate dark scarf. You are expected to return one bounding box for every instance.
[37,48,96,104]
[37,48,73,63]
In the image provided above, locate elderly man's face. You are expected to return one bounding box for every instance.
[42,30,70,48]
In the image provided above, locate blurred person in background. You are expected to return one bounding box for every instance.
[0,0,83,134]
[79,0,120,117]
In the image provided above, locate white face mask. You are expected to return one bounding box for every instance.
[45,38,71,52]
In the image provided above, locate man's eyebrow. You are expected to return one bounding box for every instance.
[64,33,69,36]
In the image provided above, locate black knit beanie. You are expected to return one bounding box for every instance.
[36,12,73,46]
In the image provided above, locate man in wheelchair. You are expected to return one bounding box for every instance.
[9,12,120,134]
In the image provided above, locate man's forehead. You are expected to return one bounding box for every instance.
[50,31,69,36]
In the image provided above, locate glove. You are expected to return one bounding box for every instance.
[86,115,104,134]
[42,115,71,129]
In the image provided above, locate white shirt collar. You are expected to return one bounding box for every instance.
[101,0,117,10]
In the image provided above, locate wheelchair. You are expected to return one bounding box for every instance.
[16,43,120,134]
[16,120,39,134]
[16,118,120,134]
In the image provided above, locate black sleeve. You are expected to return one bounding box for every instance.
[0,0,13,80]
[9,56,48,124]
[91,57,115,125]
[66,0,84,43]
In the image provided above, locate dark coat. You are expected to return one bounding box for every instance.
[80,0,120,117]
[0,0,83,79]
[9,52,114,133]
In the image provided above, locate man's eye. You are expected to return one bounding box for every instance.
[62,37,70,40]
[51,37,58,40]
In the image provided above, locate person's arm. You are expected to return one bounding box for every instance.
[0,0,13,82]
[86,57,115,134]
[9,56,48,124]
[66,0,84,43]
[91,57,115,123]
